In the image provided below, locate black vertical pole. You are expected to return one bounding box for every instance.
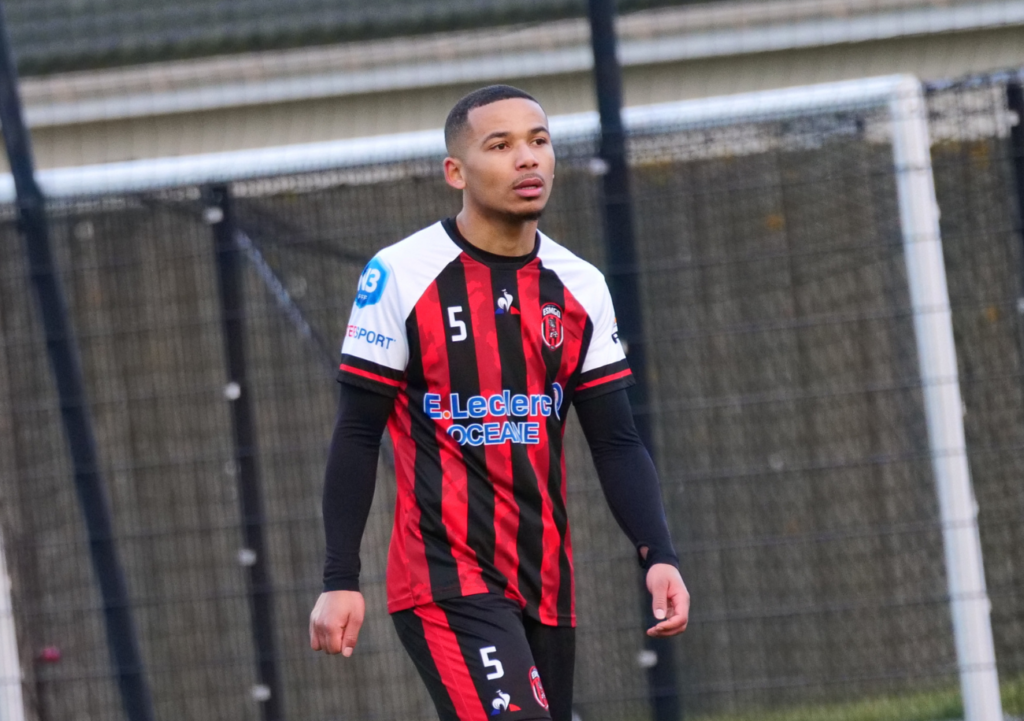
[206,185,283,721]
[586,1,682,720]
[1006,81,1024,338]
[0,4,156,720]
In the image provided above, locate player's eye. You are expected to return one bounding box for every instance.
[534,138,549,145]
[491,142,507,150]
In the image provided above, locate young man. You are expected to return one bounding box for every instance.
[309,85,688,721]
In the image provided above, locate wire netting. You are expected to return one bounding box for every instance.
[1,70,1023,721]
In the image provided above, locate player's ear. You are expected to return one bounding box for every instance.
[444,156,467,190]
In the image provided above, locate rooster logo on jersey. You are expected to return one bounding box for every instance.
[496,289,520,315]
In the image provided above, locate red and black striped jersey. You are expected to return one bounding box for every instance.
[338,218,633,627]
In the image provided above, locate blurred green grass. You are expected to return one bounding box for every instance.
[694,674,1023,721]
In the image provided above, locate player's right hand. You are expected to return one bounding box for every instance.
[309,590,365,657]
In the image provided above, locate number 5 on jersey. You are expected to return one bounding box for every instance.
[448,306,467,342]
[480,646,504,680]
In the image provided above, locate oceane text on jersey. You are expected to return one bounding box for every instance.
[424,384,563,447]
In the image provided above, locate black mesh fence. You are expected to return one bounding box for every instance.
[1,71,1024,721]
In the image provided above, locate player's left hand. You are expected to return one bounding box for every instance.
[646,563,689,637]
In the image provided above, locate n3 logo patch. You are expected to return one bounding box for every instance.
[355,257,389,308]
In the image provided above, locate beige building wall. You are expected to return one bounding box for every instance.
[12,0,1024,171]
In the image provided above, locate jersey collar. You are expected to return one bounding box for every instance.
[441,217,541,269]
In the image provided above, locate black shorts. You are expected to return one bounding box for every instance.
[392,593,575,721]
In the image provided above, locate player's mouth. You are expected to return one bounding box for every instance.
[513,175,545,199]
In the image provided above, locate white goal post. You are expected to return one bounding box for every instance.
[0,75,1003,721]
[0,528,26,721]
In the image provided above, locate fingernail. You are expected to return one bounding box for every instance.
[655,609,666,620]
[343,647,353,657]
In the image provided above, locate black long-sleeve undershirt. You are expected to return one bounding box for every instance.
[321,383,393,592]
[574,388,679,570]
[321,382,678,593]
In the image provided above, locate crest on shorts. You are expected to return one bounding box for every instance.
[540,303,564,350]
[529,667,549,710]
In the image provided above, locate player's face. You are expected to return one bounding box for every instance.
[447,98,554,222]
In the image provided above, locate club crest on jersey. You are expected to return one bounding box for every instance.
[541,303,564,350]
[355,257,389,308]
[491,690,521,715]
[496,289,519,315]
[529,667,548,710]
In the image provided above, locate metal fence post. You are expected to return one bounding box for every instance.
[0,3,156,719]
[586,1,682,719]
[206,185,284,721]
[1005,80,1024,354]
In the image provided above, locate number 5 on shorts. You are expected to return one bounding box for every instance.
[480,646,504,680]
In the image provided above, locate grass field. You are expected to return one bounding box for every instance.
[696,675,1024,721]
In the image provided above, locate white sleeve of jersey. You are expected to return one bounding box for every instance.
[581,280,627,374]
[340,254,408,372]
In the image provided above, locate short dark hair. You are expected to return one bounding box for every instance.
[444,85,541,156]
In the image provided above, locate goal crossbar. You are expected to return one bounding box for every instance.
[0,75,917,202]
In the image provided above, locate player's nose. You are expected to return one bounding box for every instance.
[514,142,540,169]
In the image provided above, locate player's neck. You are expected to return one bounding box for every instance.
[455,209,537,257]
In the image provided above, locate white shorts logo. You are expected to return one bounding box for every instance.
[490,690,521,715]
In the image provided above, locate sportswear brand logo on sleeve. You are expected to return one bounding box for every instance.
[347,324,396,349]
[423,384,563,447]
[355,257,389,308]
[529,667,548,710]
[541,303,564,349]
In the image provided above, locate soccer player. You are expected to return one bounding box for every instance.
[310,84,689,721]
